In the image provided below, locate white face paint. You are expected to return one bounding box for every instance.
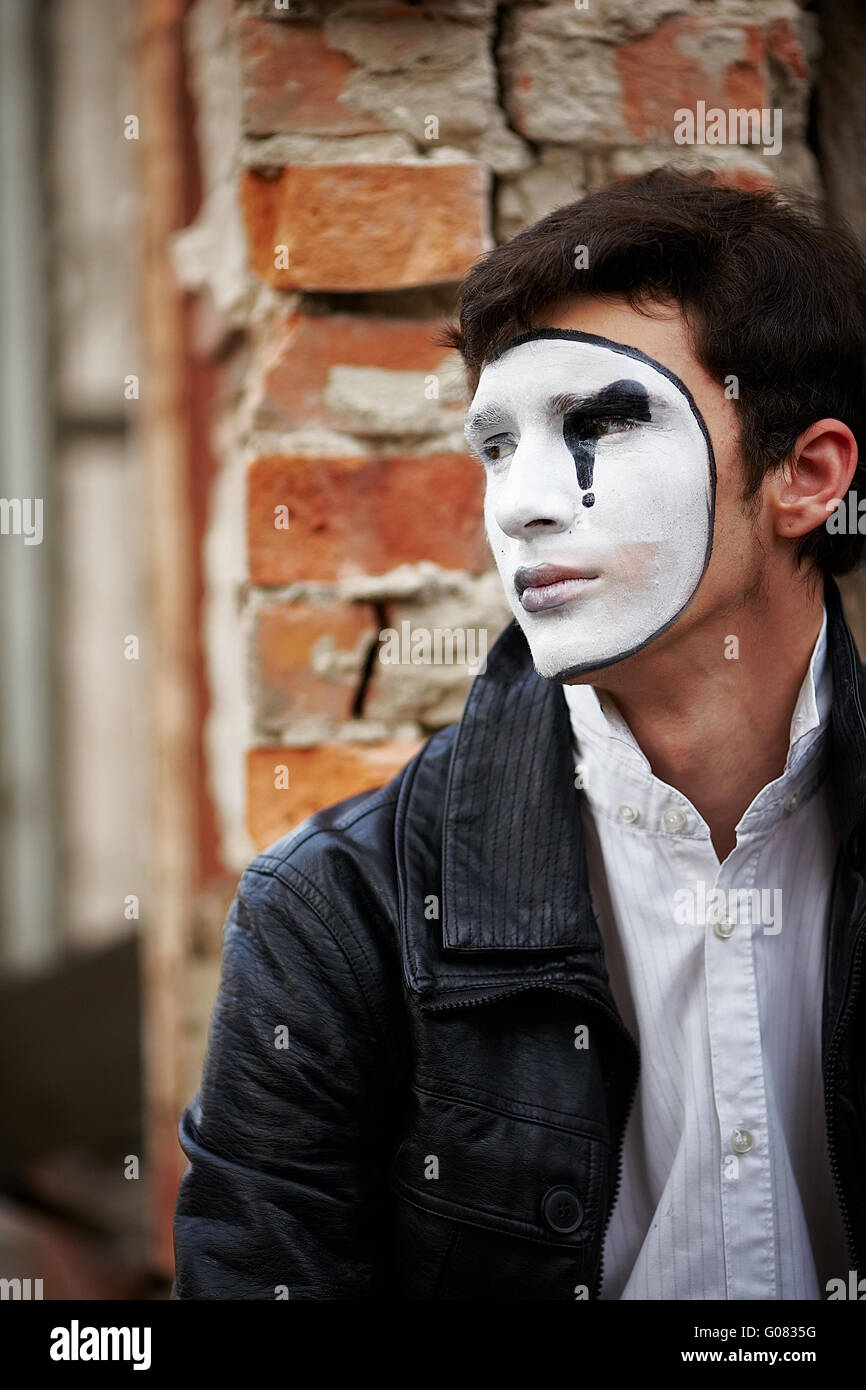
[465,331,716,680]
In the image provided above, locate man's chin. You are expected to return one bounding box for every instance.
[515,612,603,682]
[519,608,685,682]
[528,644,624,683]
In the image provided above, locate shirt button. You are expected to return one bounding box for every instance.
[784,793,799,814]
[662,808,688,832]
[541,1185,584,1234]
[731,1127,754,1154]
[618,803,640,825]
[713,914,736,939]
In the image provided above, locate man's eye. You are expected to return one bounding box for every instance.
[477,435,516,466]
[574,416,641,439]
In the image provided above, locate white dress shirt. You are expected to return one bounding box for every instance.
[561,606,849,1299]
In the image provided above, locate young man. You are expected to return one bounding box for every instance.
[172,168,866,1301]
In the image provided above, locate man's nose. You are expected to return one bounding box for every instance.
[489,433,580,539]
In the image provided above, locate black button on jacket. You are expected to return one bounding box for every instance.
[171,576,866,1299]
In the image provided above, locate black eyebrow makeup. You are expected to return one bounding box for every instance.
[551,379,652,421]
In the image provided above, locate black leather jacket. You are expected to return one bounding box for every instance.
[171,575,866,1300]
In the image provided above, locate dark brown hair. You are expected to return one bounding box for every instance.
[438,166,866,576]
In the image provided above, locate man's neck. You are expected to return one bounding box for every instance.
[588,580,826,862]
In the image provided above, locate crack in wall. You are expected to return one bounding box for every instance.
[351,601,388,718]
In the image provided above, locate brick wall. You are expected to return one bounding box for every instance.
[172,0,819,879]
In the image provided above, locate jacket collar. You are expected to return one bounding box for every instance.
[825,575,866,852]
[439,575,866,956]
[440,610,593,954]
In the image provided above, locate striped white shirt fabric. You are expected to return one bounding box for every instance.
[560,605,850,1300]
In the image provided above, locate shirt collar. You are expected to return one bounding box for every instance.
[788,603,830,767]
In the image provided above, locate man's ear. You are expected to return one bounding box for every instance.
[772,418,859,539]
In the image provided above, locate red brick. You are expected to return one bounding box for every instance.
[240,163,489,291]
[766,17,808,81]
[247,453,487,584]
[616,18,769,142]
[256,313,457,431]
[238,17,385,136]
[247,741,423,849]
[705,166,775,193]
[253,600,378,727]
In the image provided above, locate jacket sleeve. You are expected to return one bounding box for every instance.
[170,853,406,1299]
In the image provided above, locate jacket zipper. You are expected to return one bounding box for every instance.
[425,978,640,1298]
[824,915,866,1275]
[824,610,866,1274]
[593,1043,640,1300]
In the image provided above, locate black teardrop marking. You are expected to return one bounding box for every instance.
[566,436,598,507]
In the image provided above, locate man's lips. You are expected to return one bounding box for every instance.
[513,563,600,613]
